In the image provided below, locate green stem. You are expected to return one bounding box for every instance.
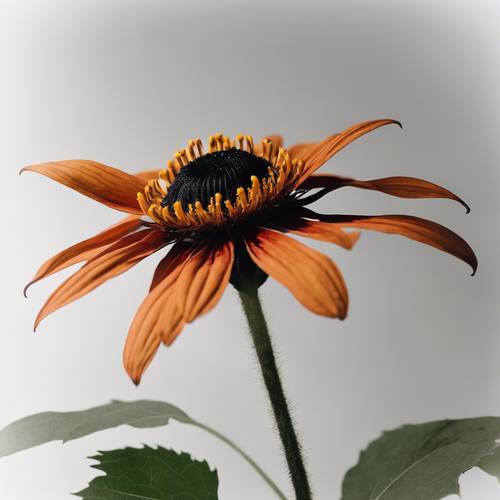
[239,285,312,500]
[194,422,287,500]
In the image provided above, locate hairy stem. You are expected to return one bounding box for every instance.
[239,285,312,500]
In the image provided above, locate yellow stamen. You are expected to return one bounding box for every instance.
[137,133,305,231]
[245,135,254,153]
[194,201,210,224]
[173,201,190,225]
[236,186,249,211]
[186,141,197,161]
[213,193,224,224]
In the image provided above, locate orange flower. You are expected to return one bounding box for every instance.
[23,119,477,383]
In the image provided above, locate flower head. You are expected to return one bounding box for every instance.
[23,119,476,383]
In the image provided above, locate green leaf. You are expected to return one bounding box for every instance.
[74,445,218,500]
[479,447,500,482]
[0,400,190,457]
[341,417,500,500]
[0,400,286,499]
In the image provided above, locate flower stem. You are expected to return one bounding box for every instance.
[239,285,312,500]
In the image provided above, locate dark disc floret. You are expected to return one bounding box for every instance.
[162,148,271,210]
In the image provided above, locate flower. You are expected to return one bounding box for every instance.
[23,119,477,383]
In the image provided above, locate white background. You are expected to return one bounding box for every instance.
[0,0,499,498]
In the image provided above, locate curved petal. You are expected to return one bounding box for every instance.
[21,160,145,213]
[290,119,401,185]
[24,215,143,297]
[245,229,348,318]
[33,228,168,330]
[175,240,234,322]
[123,242,192,384]
[288,136,338,162]
[279,218,361,249]
[299,174,470,212]
[300,208,478,275]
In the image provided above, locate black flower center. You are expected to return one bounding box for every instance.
[162,148,271,209]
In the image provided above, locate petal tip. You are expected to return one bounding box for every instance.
[19,166,32,176]
[20,164,38,176]
[455,196,471,214]
[33,311,45,332]
[470,261,478,277]
[467,248,478,276]
[339,305,348,320]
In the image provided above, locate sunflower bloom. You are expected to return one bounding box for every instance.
[23,119,477,384]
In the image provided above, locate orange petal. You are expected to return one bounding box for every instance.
[123,242,193,383]
[246,229,348,318]
[149,241,193,291]
[34,228,167,330]
[124,301,185,385]
[290,119,401,184]
[301,209,477,275]
[288,137,337,162]
[24,215,143,297]
[175,240,234,322]
[299,174,470,212]
[135,169,161,182]
[281,218,360,249]
[21,160,145,213]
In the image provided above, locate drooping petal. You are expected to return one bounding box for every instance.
[33,228,168,330]
[277,218,361,249]
[299,174,470,212]
[245,229,348,318]
[149,241,193,292]
[124,302,185,385]
[124,240,234,383]
[123,242,192,384]
[289,119,401,184]
[300,208,478,274]
[175,240,234,322]
[21,160,145,213]
[24,215,144,297]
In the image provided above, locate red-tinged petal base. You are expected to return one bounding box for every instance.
[175,240,234,322]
